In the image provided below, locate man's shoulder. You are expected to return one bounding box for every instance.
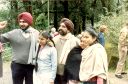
[29,27,39,32]
[53,35,60,40]
[71,35,79,41]
[28,27,39,36]
[8,29,20,33]
[69,35,80,46]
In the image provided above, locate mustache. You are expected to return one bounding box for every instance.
[58,29,63,32]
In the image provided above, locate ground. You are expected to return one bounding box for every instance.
[0,62,12,84]
[109,71,128,84]
[0,62,128,84]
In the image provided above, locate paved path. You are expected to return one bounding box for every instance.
[0,62,12,84]
[0,62,128,84]
[108,71,128,84]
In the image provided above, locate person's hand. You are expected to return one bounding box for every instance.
[0,21,7,30]
[47,40,54,47]
[50,82,54,84]
[50,79,54,84]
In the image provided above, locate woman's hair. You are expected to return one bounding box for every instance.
[40,31,55,46]
[85,29,98,38]
[84,28,99,44]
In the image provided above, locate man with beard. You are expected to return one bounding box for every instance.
[0,12,39,84]
[53,18,80,84]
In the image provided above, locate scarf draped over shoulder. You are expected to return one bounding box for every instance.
[79,43,108,82]
[54,33,80,65]
[27,27,39,65]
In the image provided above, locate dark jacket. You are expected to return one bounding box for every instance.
[64,46,83,81]
[98,32,105,47]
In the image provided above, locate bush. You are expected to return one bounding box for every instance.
[35,13,48,30]
[95,12,128,70]
[2,43,12,62]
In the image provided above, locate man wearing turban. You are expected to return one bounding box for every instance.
[53,18,80,84]
[0,12,39,84]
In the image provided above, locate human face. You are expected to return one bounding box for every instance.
[80,32,96,49]
[58,23,69,36]
[19,19,29,29]
[38,35,48,46]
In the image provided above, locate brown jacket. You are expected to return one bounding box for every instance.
[118,26,128,46]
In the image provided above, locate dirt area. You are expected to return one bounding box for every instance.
[0,62,12,84]
[108,71,128,84]
[0,62,128,84]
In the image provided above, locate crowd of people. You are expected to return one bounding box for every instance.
[0,11,126,84]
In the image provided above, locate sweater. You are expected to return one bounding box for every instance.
[0,27,39,64]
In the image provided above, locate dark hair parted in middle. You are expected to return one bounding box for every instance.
[40,31,55,46]
[40,31,52,39]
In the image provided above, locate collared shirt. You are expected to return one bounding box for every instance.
[36,45,57,81]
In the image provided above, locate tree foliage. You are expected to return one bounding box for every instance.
[35,13,48,30]
[2,0,117,34]
[2,0,128,64]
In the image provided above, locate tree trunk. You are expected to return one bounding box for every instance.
[100,0,107,7]
[22,0,32,14]
[82,15,86,31]
[54,1,58,30]
[90,0,97,28]
[63,1,69,18]
[90,14,94,28]
[10,0,18,29]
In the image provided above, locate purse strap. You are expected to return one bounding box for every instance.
[35,45,41,63]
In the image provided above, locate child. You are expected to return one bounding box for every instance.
[33,31,57,84]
